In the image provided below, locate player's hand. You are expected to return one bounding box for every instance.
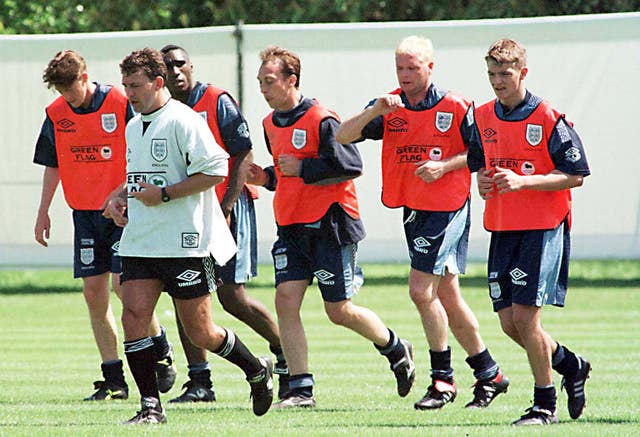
[372,94,405,116]
[414,160,444,183]
[34,211,51,247]
[278,154,301,177]
[247,162,268,186]
[100,183,126,211]
[130,181,163,206]
[104,197,128,227]
[493,166,524,193]
[477,168,495,200]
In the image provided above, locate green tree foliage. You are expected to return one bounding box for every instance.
[1,0,638,34]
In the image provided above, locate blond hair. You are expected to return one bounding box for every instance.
[396,36,434,64]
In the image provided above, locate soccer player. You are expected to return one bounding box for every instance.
[159,44,289,402]
[33,50,175,401]
[108,47,272,424]
[336,36,509,410]
[467,38,591,425]
[249,45,415,408]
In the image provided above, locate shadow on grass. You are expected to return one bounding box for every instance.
[359,275,640,289]
[1,275,638,295]
[0,285,82,295]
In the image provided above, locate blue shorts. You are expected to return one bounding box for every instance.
[402,199,470,276]
[271,224,364,303]
[487,219,570,312]
[214,189,258,286]
[120,256,217,300]
[73,210,122,278]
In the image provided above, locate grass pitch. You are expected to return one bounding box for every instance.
[0,261,638,436]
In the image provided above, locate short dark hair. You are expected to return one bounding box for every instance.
[160,44,186,55]
[119,47,167,81]
[43,50,86,89]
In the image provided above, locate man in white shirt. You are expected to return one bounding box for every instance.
[106,47,273,424]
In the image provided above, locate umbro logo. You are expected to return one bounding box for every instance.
[387,117,408,132]
[509,268,528,285]
[414,237,431,248]
[483,128,496,138]
[387,117,408,128]
[413,237,431,254]
[314,269,336,285]
[176,269,201,282]
[510,268,527,280]
[57,118,75,129]
[176,269,203,288]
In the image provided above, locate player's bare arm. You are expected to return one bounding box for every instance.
[131,173,223,207]
[34,167,61,247]
[415,150,468,183]
[493,167,584,194]
[220,149,251,218]
[335,94,405,144]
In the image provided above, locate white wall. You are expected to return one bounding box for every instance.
[2,13,638,268]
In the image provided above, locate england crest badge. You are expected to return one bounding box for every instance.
[80,248,94,265]
[291,129,307,149]
[101,113,117,133]
[274,254,288,270]
[526,124,543,146]
[151,139,168,162]
[435,112,453,133]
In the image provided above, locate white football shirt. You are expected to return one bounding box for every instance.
[119,98,236,265]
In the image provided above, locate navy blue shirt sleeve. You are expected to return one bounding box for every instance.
[216,93,252,156]
[33,114,58,167]
[466,105,485,173]
[125,101,135,122]
[261,132,277,191]
[300,117,363,184]
[459,104,475,147]
[549,117,590,176]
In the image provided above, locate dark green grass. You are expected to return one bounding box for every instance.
[0,261,638,436]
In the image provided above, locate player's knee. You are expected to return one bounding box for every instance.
[326,309,349,326]
[409,287,436,308]
[510,313,539,339]
[275,291,299,314]
[500,320,519,340]
[324,302,352,326]
[121,308,147,337]
[218,293,244,317]
[182,326,214,350]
